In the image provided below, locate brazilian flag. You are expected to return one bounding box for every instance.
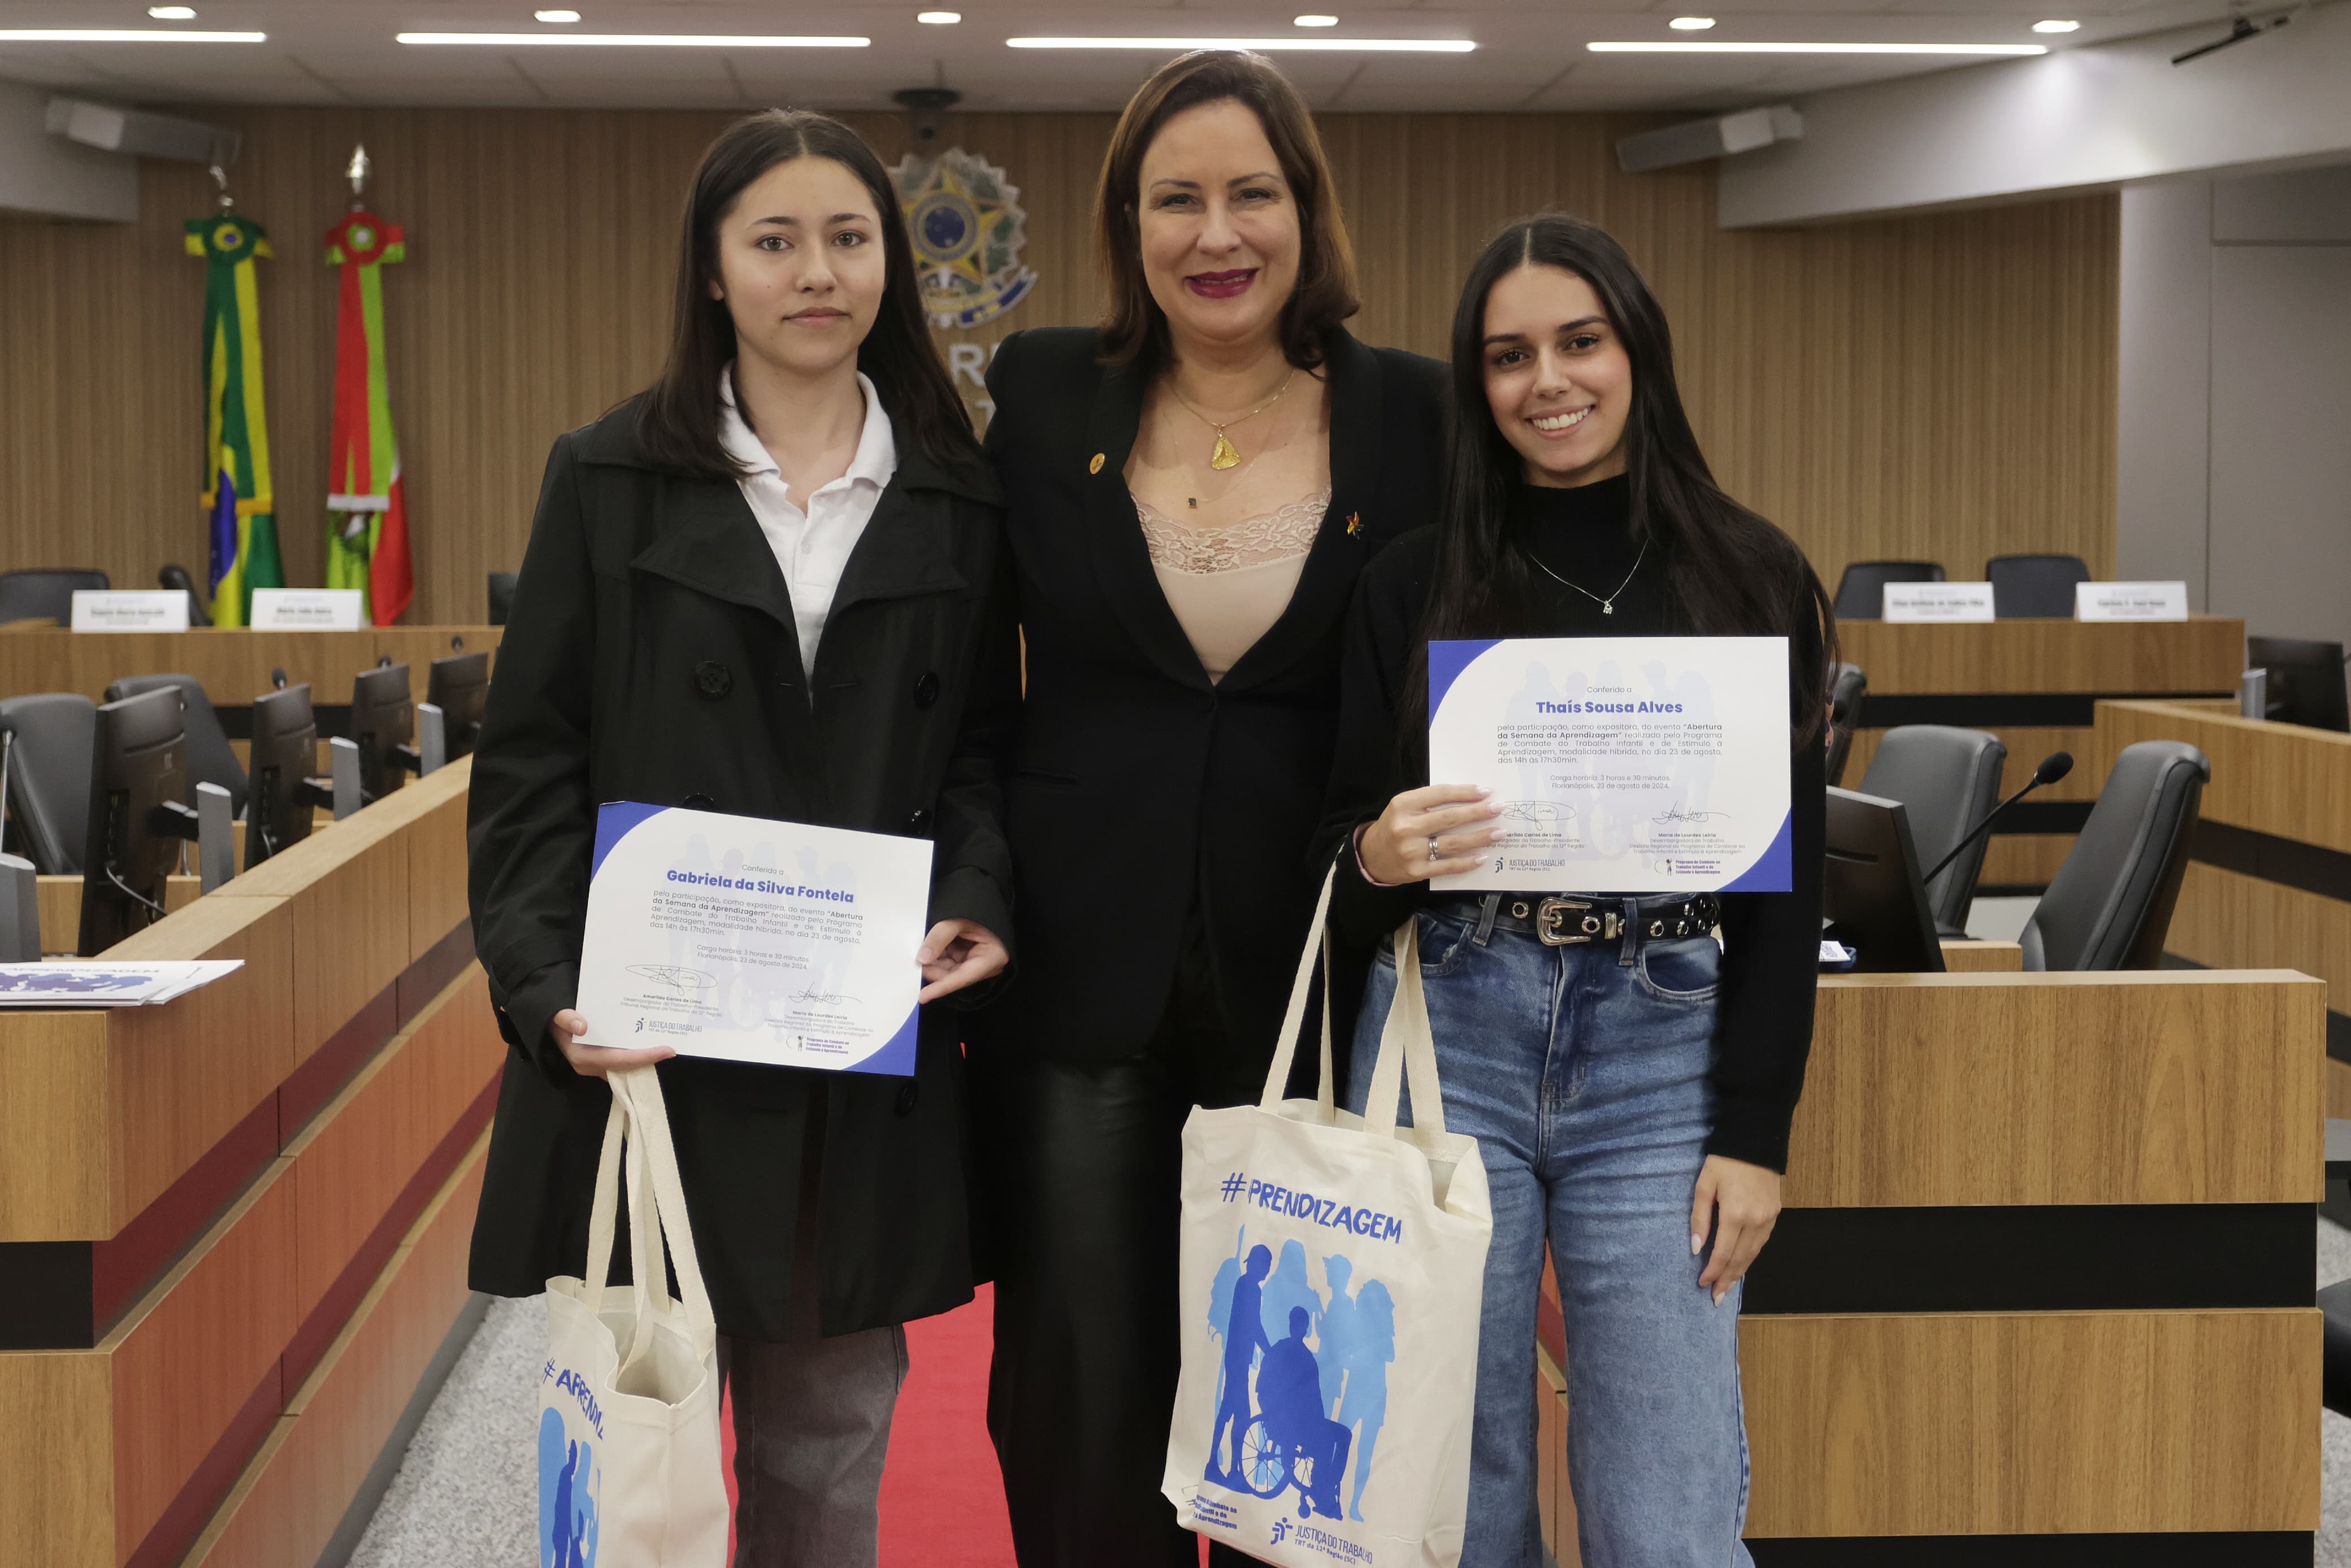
[186,213,285,627]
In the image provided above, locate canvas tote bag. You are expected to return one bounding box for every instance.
[540,1065,730,1567]
[1165,872,1493,1567]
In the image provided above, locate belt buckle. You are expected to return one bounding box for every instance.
[1536,898,1611,946]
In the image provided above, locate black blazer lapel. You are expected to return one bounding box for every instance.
[829,471,970,616]
[1082,358,1216,691]
[629,477,806,680]
[1220,329,1387,692]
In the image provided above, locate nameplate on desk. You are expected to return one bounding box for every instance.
[70,590,190,633]
[2074,580,2188,622]
[1882,583,1994,622]
[250,588,366,631]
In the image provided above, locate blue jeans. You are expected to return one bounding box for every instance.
[1346,900,1753,1568]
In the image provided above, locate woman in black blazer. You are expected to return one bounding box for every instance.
[973,50,1445,1567]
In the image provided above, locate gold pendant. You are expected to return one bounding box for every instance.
[1209,432,1240,471]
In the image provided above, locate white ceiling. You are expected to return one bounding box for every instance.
[0,0,2236,113]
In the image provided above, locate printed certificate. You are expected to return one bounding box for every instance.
[1427,636,1792,893]
[572,802,934,1075]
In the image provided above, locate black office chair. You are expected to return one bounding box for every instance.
[1832,561,1945,620]
[2019,741,2209,971]
[1824,663,1868,788]
[1856,725,2006,934]
[0,568,109,626]
[488,571,518,627]
[1986,554,2090,619]
[0,693,97,874]
[105,674,247,816]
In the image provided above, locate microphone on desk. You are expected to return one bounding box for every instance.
[1921,751,2075,885]
[157,563,211,628]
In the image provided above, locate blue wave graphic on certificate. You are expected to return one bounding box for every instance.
[1426,637,1792,893]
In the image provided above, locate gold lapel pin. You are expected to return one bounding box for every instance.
[1087,453,1105,475]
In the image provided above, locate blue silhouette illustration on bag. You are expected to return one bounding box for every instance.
[1260,1239,1322,1349]
[1337,1280,1395,1521]
[1259,1306,1352,1519]
[539,1405,601,1567]
[1208,1244,1273,1483]
[1315,1254,1357,1414]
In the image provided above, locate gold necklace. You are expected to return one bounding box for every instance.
[1168,368,1297,472]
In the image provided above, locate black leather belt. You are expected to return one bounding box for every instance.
[1436,893,1721,946]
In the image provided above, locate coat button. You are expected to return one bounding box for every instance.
[906,807,932,834]
[913,671,940,710]
[693,660,732,699]
[894,1079,920,1117]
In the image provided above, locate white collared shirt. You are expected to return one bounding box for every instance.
[718,364,898,677]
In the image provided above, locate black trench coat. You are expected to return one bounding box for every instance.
[465,394,1017,1341]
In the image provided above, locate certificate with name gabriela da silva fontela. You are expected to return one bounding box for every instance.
[1426,636,1792,894]
[570,802,934,1076]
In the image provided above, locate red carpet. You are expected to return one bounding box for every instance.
[719,1285,1018,1566]
[718,1287,1213,1565]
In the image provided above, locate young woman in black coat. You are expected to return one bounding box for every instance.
[465,111,1017,1566]
[970,50,1446,1567]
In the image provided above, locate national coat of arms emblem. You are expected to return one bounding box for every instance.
[890,147,1038,331]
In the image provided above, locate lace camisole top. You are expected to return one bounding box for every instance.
[1135,489,1330,683]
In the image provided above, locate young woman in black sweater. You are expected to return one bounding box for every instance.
[1317,215,1833,1567]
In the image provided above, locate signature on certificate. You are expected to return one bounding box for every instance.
[1651,801,1729,825]
[792,984,864,1006]
[1498,801,1576,827]
[627,964,717,991]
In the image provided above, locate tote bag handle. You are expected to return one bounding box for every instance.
[1361,918,1450,1141]
[1256,862,1339,1115]
[578,1065,718,1378]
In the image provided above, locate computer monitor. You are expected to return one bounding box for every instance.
[76,687,197,955]
[349,662,416,803]
[2247,636,2349,733]
[426,650,491,760]
[244,683,319,869]
[1821,785,1947,974]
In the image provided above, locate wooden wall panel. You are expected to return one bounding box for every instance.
[0,1011,111,1240]
[1741,1309,2320,1536]
[1834,619,2242,698]
[0,107,2114,627]
[0,1352,112,1568]
[284,965,497,1325]
[2100,699,2351,855]
[2168,861,2350,1005]
[1789,970,2326,1208]
[183,1136,487,1568]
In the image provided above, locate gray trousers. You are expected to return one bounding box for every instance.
[719,1096,909,1568]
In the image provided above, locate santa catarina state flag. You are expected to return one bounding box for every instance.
[186,212,284,627]
[323,209,414,625]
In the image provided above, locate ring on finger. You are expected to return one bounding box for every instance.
[1428,835,1441,862]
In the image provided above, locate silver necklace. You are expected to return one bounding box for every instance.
[1529,536,1649,615]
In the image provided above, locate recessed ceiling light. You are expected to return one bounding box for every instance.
[2032,18,2081,31]
[534,8,583,21]
[1668,16,1716,29]
[1008,36,1474,51]
[917,10,962,22]
[0,27,263,41]
[397,32,869,47]
[1294,14,1341,25]
[147,6,197,18]
[1588,40,2045,54]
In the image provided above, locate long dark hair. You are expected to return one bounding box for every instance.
[1420,214,1836,741]
[1093,50,1359,378]
[636,110,981,479]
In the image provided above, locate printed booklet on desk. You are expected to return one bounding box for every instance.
[0,960,243,1006]
[1428,635,1793,894]
[571,802,934,1076]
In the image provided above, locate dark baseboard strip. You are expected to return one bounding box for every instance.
[2194,818,2351,904]
[1856,692,2231,731]
[1998,799,2093,835]
[1748,1532,2310,1566]
[315,1292,494,1568]
[1742,1203,2312,1314]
